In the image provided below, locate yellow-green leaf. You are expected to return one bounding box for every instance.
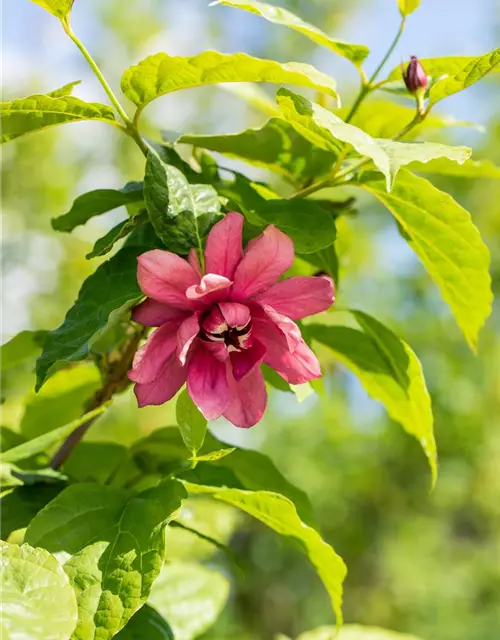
[408,157,500,179]
[308,310,437,487]
[298,624,425,640]
[121,51,339,115]
[184,483,346,625]
[29,0,73,18]
[429,48,500,104]
[358,170,492,350]
[212,0,369,65]
[1,94,116,144]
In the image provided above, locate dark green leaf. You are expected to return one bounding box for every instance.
[180,117,334,184]
[213,0,369,64]
[35,247,144,390]
[25,480,187,640]
[0,541,78,640]
[121,51,339,114]
[86,211,149,259]
[144,149,221,254]
[1,94,116,144]
[52,182,144,232]
[114,605,174,640]
[148,562,230,640]
[0,484,65,540]
[357,170,492,350]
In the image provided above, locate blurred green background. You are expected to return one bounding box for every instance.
[2,1,500,639]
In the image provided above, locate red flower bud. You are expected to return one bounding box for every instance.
[402,56,428,94]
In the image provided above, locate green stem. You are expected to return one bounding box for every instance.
[60,17,149,157]
[345,18,406,123]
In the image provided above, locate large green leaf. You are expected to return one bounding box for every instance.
[357,170,492,350]
[114,605,174,640]
[176,389,207,457]
[184,483,346,625]
[1,94,116,144]
[121,51,339,114]
[144,150,221,254]
[212,1,369,65]
[29,0,73,18]
[25,480,186,640]
[180,117,334,184]
[52,182,144,232]
[0,541,78,640]
[308,310,437,486]
[148,562,230,640]
[297,624,424,640]
[397,0,421,16]
[1,330,47,372]
[0,484,65,540]
[249,198,337,253]
[410,157,500,178]
[386,54,500,82]
[277,89,391,189]
[428,48,500,104]
[86,211,149,259]
[376,139,471,181]
[2,406,107,464]
[35,247,145,390]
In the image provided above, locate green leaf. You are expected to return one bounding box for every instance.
[298,624,425,640]
[0,463,67,489]
[2,406,107,464]
[0,484,65,540]
[357,169,492,350]
[376,139,471,182]
[29,0,73,18]
[144,149,221,254]
[212,1,369,65]
[277,88,391,189]
[21,364,101,439]
[52,182,144,232]
[410,157,500,178]
[193,448,236,462]
[184,484,346,625]
[308,310,437,486]
[0,541,78,640]
[114,605,174,640]
[47,80,82,98]
[35,247,144,390]
[397,0,421,16]
[1,330,47,372]
[299,243,340,288]
[176,389,208,456]
[180,117,334,184]
[148,562,230,640]
[386,55,500,82]
[121,51,340,114]
[0,94,116,144]
[428,48,500,104]
[86,211,149,259]
[25,480,187,640]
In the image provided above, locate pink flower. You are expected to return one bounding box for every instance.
[128,212,334,428]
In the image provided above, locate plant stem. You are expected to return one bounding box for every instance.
[345,18,406,123]
[60,17,149,157]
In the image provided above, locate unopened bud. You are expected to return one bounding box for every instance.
[402,56,428,94]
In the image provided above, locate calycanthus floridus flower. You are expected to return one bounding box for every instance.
[128,212,334,427]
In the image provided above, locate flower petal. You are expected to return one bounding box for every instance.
[231,225,294,300]
[188,248,203,277]
[253,318,321,384]
[185,274,232,301]
[204,211,244,279]
[134,356,186,407]
[177,312,201,365]
[223,364,267,428]
[202,307,228,335]
[230,339,266,381]
[128,324,178,384]
[218,301,251,328]
[203,339,229,362]
[137,250,199,308]
[132,298,189,327]
[255,275,334,320]
[187,346,230,420]
[257,304,302,352]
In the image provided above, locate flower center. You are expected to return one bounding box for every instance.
[201,306,252,352]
